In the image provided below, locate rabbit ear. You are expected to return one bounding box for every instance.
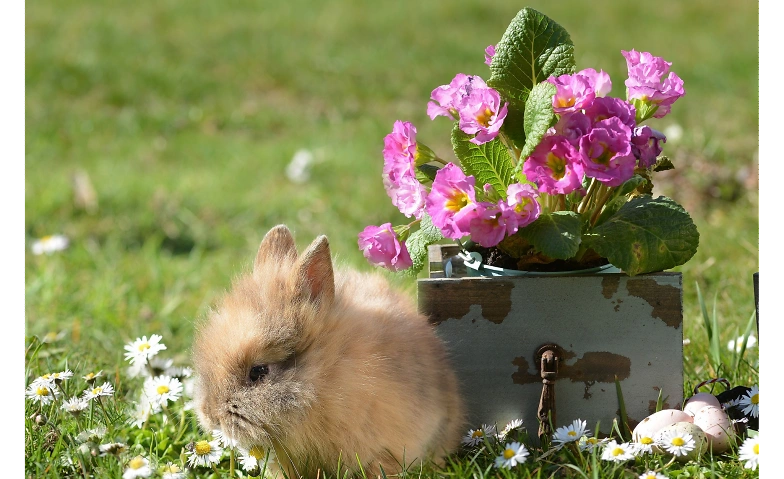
[254,225,298,274]
[292,235,334,307]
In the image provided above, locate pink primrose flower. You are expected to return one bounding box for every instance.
[622,49,685,118]
[485,45,496,66]
[578,117,636,187]
[576,68,612,97]
[458,87,509,145]
[358,223,413,272]
[506,183,541,230]
[631,125,666,168]
[469,201,515,248]
[548,74,596,114]
[427,74,488,121]
[425,163,479,239]
[523,135,585,195]
[383,173,427,219]
[547,112,592,146]
[382,120,417,185]
[583,97,636,130]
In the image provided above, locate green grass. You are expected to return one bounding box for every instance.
[25,0,758,477]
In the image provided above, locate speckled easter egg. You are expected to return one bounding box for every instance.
[692,405,733,454]
[683,392,722,417]
[632,409,693,444]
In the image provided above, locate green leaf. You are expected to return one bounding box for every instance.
[586,195,700,276]
[488,7,575,107]
[451,125,516,198]
[518,211,581,260]
[499,106,527,152]
[415,164,439,184]
[653,156,674,172]
[520,81,557,160]
[400,214,443,278]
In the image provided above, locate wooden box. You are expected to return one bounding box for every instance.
[419,245,683,440]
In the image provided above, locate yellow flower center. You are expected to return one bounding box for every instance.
[163,464,181,473]
[85,373,96,379]
[36,387,50,397]
[556,96,576,108]
[567,431,577,437]
[92,387,102,395]
[41,235,53,242]
[514,198,531,214]
[640,436,654,445]
[249,445,265,459]
[195,441,212,455]
[585,438,597,445]
[445,192,470,212]
[471,430,484,438]
[503,448,516,459]
[128,456,145,470]
[591,143,612,166]
[751,393,759,405]
[157,385,170,395]
[42,374,51,380]
[545,153,567,180]
[138,342,151,352]
[671,437,685,447]
[475,107,494,127]
[612,447,624,457]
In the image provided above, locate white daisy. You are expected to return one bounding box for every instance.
[129,395,159,429]
[76,427,107,443]
[461,424,496,447]
[31,374,55,388]
[124,334,167,366]
[238,445,272,472]
[497,419,524,440]
[213,429,240,449]
[32,234,69,255]
[600,440,636,462]
[82,370,104,384]
[738,434,759,471]
[738,385,759,418]
[186,439,223,467]
[578,435,610,452]
[160,462,188,479]
[143,375,183,408]
[50,369,74,383]
[61,397,89,415]
[123,455,152,479]
[26,383,58,404]
[633,434,656,454]
[655,428,696,457]
[494,442,529,469]
[99,442,129,456]
[727,335,757,352]
[639,472,667,479]
[166,365,193,379]
[552,419,589,448]
[83,381,115,400]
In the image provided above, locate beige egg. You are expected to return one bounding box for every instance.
[692,405,733,454]
[654,421,708,462]
[683,392,722,417]
[632,409,694,443]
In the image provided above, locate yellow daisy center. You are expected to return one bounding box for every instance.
[92,387,102,395]
[157,385,170,395]
[195,441,212,455]
[128,456,145,470]
[567,431,577,437]
[640,436,654,445]
[471,430,484,438]
[138,342,151,352]
[753,443,759,455]
[249,445,265,459]
[586,438,598,445]
[42,374,51,380]
[671,437,685,447]
[163,464,181,473]
[503,448,516,459]
[85,373,96,379]
[612,447,624,456]
[36,387,50,397]
[41,235,53,242]
[751,393,759,405]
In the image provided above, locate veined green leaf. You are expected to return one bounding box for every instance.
[488,7,575,107]
[451,125,516,198]
[518,211,581,260]
[520,81,557,160]
[586,195,699,276]
[401,214,444,278]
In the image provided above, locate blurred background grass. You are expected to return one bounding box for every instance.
[26,0,758,372]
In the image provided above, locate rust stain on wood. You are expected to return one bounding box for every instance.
[512,351,631,385]
[419,280,513,325]
[626,278,682,329]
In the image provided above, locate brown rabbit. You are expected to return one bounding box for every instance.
[192,225,465,478]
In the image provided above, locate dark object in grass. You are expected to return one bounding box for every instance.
[717,386,758,431]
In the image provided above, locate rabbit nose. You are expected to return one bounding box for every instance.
[249,364,269,382]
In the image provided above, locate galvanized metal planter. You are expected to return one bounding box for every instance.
[419,245,683,442]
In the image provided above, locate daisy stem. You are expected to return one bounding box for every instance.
[88,401,94,428]
[96,398,110,423]
[230,448,236,477]
[174,408,188,443]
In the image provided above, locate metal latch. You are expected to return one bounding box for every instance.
[536,343,563,444]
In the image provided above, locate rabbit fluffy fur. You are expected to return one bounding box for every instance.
[192,225,465,478]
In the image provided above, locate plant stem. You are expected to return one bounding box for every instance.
[577,179,599,214]
[589,186,616,226]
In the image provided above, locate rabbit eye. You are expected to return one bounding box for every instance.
[249,364,269,382]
